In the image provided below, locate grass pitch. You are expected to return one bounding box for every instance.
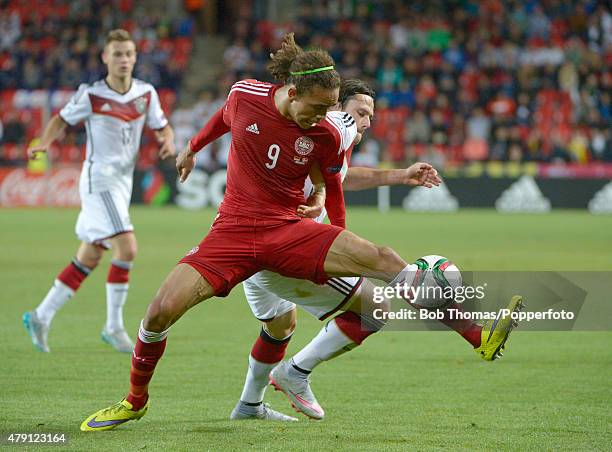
[1,207,611,451]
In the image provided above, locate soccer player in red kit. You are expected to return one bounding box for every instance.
[81,34,521,431]
[221,80,520,421]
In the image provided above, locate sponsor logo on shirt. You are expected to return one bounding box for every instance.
[293,156,309,165]
[246,123,260,134]
[295,136,314,155]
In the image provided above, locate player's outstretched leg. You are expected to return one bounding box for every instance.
[231,311,298,421]
[323,230,523,360]
[81,263,214,431]
[270,281,387,420]
[474,295,524,361]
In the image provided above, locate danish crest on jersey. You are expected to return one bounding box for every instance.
[295,136,314,155]
[134,96,147,114]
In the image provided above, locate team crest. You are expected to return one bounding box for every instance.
[295,136,314,155]
[134,96,147,114]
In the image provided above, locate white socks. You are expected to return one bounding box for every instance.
[35,280,75,325]
[239,355,276,404]
[105,259,133,332]
[106,282,129,331]
[138,320,169,343]
[292,319,355,372]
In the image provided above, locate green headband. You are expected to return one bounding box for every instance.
[289,66,335,76]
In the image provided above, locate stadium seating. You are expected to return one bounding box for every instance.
[1,1,610,167]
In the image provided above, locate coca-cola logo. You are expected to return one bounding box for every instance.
[0,168,81,207]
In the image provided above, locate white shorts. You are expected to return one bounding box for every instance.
[243,270,364,321]
[76,187,133,247]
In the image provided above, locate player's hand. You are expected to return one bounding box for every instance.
[403,162,442,188]
[27,144,48,160]
[176,145,196,183]
[297,190,325,218]
[297,203,323,218]
[158,137,177,160]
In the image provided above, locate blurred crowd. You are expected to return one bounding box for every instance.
[0,0,193,166]
[1,0,610,169]
[0,0,193,90]
[217,0,611,166]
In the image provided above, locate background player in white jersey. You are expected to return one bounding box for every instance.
[231,79,443,421]
[22,29,176,353]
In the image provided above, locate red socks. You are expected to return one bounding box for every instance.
[126,337,167,410]
[436,302,482,348]
[57,259,91,291]
[107,262,130,283]
[334,311,377,345]
[250,328,291,364]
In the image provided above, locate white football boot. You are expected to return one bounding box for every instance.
[101,328,135,353]
[23,311,50,353]
[230,401,298,421]
[269,360,325,420]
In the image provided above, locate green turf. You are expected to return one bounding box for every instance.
[1,207,611,451]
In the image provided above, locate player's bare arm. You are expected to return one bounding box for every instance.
[343,162,442,191]
[297,161,326,218]
[154,125,176,160]
[27,114,69,160]
[176,144,197,183]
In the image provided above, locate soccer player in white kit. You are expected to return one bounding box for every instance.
[22,29,176,353]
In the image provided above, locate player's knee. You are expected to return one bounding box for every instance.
[110,233,138,262]
[264,322,295,340]
[145,291,180,332]
[117,244,137,262]
[374,246,403,272]
[264,310,296,339]
[78,255,101,270]
[377,245,398,263]
[76,245,103,269]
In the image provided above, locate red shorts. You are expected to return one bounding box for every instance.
[179,213,343,297]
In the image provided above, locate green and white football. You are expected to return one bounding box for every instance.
[410,254,462,309]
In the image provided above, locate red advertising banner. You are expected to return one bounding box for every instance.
[0,167,80,207]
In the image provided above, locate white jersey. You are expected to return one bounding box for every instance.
[303,110,356,223]
[59,78,168,193]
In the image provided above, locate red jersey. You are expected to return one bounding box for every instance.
[190,80,356,226]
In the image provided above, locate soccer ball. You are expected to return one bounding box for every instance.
[409,255,462,309]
